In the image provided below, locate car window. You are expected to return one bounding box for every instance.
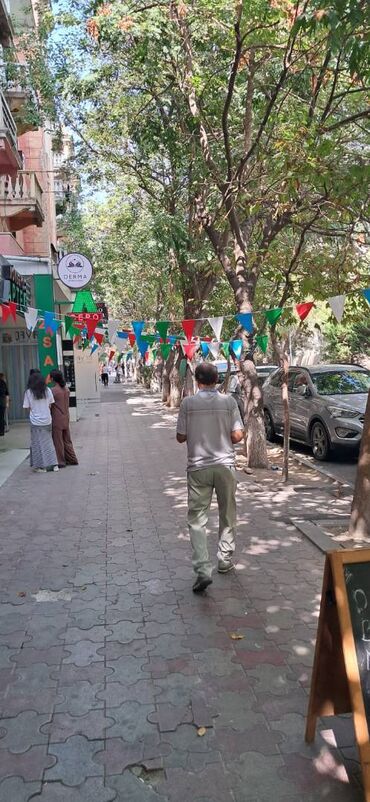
[311,370,370,395]
[268,370,283,387]
[291,372,309,392]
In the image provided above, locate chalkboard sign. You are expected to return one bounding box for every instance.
[306,549,370,802]
[345,562,370,734]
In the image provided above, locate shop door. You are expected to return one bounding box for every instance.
[0,343,39,421]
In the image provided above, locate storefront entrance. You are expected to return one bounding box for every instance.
[0,329,39,421]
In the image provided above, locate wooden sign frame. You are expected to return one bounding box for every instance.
[306,548,370,800]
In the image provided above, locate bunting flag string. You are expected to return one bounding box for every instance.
[207,316,223,341]
[236,312,254,333]
[182,319,196,342]
[328,295,346,323]
[1,302,17,323]
[1,285,369,363]
[296,302,315,322]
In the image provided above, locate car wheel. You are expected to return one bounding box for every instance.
[264,409,276,442]
[311,421,330,461]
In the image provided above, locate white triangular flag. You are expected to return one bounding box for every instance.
[328,295,346,323]
[208,342,220,359]
[107,319,119,343]
[24,307,39,332]
[208,317,224,341]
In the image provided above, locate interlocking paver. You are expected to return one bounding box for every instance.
[27,778,116,801]
[41,710,115,742]
[45,735,103,786]
[0,777,41,802]
[0,744,56,781]
[0,384,360,800]
[0,711,51,753]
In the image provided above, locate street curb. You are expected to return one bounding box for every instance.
[291,452,355,491]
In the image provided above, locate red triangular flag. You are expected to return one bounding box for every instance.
[182,319,196,342]
[183,342,197,360]
[109,350,115,362]
[296,302,314,322]
[1,302,17,323]
[94,331,104,346]
[128,333,136,347]
[85,318,98,340]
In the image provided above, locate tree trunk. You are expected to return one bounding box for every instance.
[281,352,290,483]
[168,349,183,409]
[151,355,163,393]
[349,390,370,540]
[239,347,269,469]
[271,329,290,482]
[162,350,174,403]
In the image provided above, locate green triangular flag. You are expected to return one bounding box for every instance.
[156,321,170,341]
[265,307,283,326]
[72,290,97,313]
[65,315,81,337]
[160,343,171,360]
[221,342,230,358]
[256,334,268,353]
[82,338,90,350]
[142,334,157,345]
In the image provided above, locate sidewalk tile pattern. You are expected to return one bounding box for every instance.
[0,385,363,801]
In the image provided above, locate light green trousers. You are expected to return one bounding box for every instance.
[187,465,237,578]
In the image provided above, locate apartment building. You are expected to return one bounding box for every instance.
[0,0,74,421]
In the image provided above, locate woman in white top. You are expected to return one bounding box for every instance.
[23,370,59,473]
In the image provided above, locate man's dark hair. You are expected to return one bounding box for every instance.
[195,362,218,386]
[50,369,66,387]
[27,371,47,400]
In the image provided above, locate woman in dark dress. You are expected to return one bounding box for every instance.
[50,370,78,468]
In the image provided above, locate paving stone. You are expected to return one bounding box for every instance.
[52,662,112,685]
[230,751,298,802]
[63,643,104,667]
[157,764,234,802]
[0,745,56,781]
[45,735,103,786]
[106,701,156,741]
[95,738,144,774]
[28,778,116,801]
[5,663,58,692]
[62,626,112,644]
[0,711,51,753]
[0,777,41,802]
[148,704,193,732]
[0,689,61,719]
[106,655,151,684]
[107,772,168,802]
[41,711,115,742]
[10,647,64,667]
[99,679,158,706]
[56,682,104,716]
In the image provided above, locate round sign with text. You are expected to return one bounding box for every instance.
[57,253,93,290]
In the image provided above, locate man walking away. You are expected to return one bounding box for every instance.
[176,363,244,593]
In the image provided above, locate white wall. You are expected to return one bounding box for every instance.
[74,347,100,418]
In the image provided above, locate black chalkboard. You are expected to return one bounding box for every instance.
[345,561,370,734]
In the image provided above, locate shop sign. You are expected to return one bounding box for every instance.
[97,302,109,324]
[1,328,38,345]
[0,263,31,309]
[70,312,103,323]
[37,319,58,383]
[57,253,93,290]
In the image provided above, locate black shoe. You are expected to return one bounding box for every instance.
[192,575,213,593]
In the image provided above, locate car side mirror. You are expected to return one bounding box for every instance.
[296,384,311,397]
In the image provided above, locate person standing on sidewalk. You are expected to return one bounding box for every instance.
[0,372,9,437]
[23,371,59,473]
[176,362,244,593]
[50,370,78,468]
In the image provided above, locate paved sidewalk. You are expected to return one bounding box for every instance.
[0,384,362,801]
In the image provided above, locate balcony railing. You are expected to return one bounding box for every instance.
[0,170,44,228]
[0,87,17,152]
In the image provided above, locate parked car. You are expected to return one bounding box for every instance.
[263,364,370,461]
[214,361,277,387]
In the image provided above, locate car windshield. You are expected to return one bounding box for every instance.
[311,370,370,395]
